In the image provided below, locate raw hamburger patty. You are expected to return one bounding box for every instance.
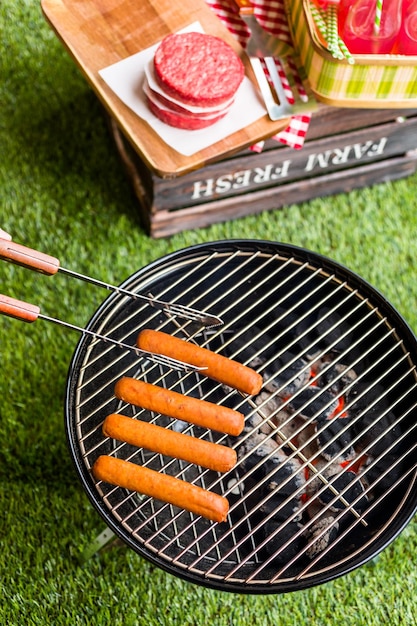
[147,98,229,130]
[146,84,233,117]
[143,65,235,117]
[153,32,245,108]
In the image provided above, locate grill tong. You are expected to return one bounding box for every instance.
[0,237,222,328]
[0,293,209,372]
[0,236,223,373]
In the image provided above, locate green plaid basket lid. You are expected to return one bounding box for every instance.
[285,0,417,107]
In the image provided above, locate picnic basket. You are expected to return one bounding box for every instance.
[285,0,417,107]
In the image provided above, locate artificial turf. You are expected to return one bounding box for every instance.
[1,1,417,624]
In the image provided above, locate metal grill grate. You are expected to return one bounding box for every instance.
[66,241,417,592]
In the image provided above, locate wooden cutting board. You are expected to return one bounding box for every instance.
[41,0,289,178]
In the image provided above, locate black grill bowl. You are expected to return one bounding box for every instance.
[65,240,417,593]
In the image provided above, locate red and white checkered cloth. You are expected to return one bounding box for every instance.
[205,0,312,150]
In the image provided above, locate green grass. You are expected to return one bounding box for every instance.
[1,1,417,624]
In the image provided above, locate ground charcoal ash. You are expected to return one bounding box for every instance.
[227,340,403,564]
[303,514,340,560]
[253,392,304,444]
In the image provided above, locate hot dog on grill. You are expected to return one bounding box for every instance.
[103,413,237,472]
[115,377,244,437]
[92,455,229,523]
[136,329,263,396]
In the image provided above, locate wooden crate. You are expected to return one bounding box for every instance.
[109,106,417,238]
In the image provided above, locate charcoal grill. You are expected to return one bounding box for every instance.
[65,240,417,593]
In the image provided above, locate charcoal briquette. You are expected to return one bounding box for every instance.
[317,471,369,514]
[264,350,310,395]
[305,516,340,559]
[317,419,355,461]
[289,386,339,422]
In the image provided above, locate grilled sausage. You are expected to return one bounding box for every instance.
[114,377,244,436]
[103,413,237,472]
[92,455,229,523]
[136,329,263,396]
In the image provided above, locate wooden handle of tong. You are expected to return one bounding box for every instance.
[0,294,40,322]
[0,239,60,275]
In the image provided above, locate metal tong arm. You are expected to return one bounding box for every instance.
[0,238,222,328]
[0,294,206,373]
